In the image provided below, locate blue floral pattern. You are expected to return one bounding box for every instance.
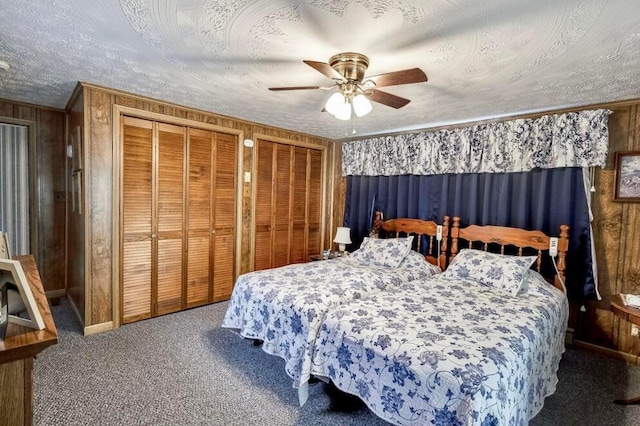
[443,249,537,296]
[395,250,442,273]
[342,109,610,176]
[310,271,568,425]
[221,256,440,392]
[349,236,414,268]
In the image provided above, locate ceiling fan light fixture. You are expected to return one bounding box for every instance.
[273,52,425,121]
[324,92,345,116]
[352,94,372,117]
[333,101,352,121]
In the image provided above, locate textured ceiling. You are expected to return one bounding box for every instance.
[1,0,639,139]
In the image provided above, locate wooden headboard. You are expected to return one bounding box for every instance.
[450,217,570,292]
[379,216,450,270]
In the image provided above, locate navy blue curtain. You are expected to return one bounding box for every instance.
[344,168,594,301]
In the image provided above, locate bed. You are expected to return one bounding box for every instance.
[310,220,570,425]
[221,217,449,403]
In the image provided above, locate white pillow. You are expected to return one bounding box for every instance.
[349,236,414,268]
[442,248,537,296]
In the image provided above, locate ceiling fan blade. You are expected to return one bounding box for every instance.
[303,60,344,80]
[367,89,411,109]
[268,86,323,91]
[366,68,427,87]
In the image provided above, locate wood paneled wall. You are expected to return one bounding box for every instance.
[0,99,66,296]
[68,83,337,332]
[66,91,85,321]
[586,104,640,357]
[331,143,347,235]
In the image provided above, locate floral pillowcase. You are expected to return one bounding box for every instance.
[442,248,537,296]
[398,250,442,275]
[349,236,414,268]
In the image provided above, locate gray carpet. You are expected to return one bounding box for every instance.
[34,298,640,425]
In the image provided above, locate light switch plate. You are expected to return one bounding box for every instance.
[244,171,251,183]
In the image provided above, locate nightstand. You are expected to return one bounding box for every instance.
[309,251,344,261]
[610,294,640,405]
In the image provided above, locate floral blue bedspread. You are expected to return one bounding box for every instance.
[221,257,436,394]
[310,272,569,425]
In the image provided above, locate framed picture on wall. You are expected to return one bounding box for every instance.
[614,151,640,201]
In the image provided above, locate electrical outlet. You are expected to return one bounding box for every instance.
[243,172,251,183]
[632,325,639,337]
[549,237,558,257]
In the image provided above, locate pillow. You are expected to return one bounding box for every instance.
[520,268,564,296]
[398,250,442,276]
[519,268,541,294]
[349,236,414,268]
[358,236,373,249]
[442,249,537,296]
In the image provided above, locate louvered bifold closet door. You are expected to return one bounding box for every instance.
[212,133,237,301]
[290,147,309,264]
[254,140,274,271]
[155,123,185,316]
[307,149,323,257]
[273,144,292,268]
[121,117,153,323]
[253,139,324,270]
[186,129,212,307]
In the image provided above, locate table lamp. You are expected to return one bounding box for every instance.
[333,227,352,254]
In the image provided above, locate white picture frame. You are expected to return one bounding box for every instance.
[0,258,45,330]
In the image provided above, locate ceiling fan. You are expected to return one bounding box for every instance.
[268,52,427,120]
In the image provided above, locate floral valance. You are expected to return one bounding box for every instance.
[342,109,611,176]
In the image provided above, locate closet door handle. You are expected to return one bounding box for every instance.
[151,234,157,239]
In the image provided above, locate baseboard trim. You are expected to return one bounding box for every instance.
[84,321,114,336]
[66,293,85,329]
[573,339,640,366]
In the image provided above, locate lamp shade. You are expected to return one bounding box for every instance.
[333,101,352,121]
[333,227,352,253]
[324,92,344,116]
[352,94,372,117]
[333,227,352,244]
